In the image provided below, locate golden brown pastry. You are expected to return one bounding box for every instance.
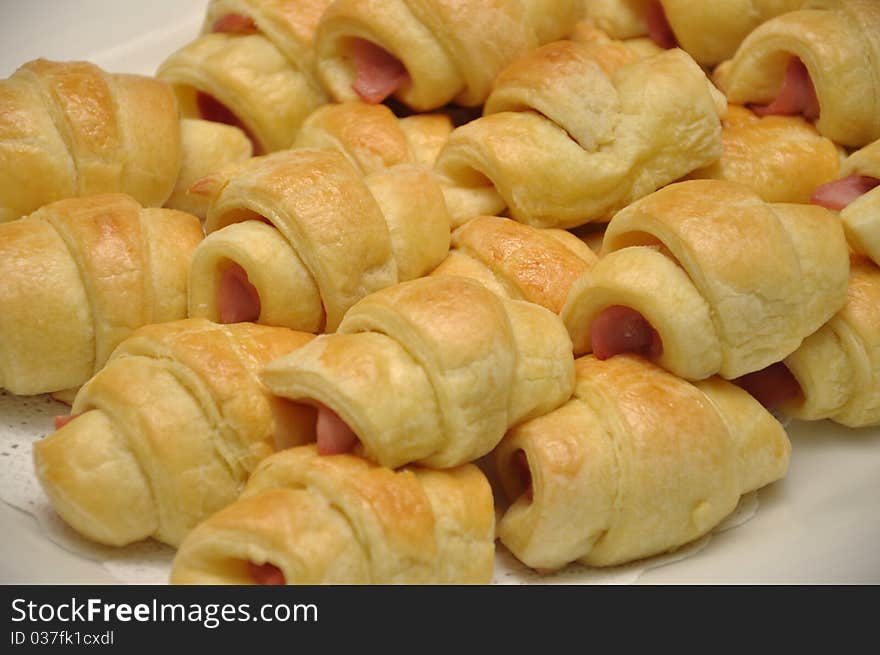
[714,0,880,148]
[0,194,202,396]
[689,105,842,203]
[495,354,791,571]
[313,0,582,111]
[568,18,662,71]
[430,215,597,315]
[811,139,880,263]
[436,42,725,228]
[582,0,805,66]
[261,276,575,469]
[561,180,850,380]
[187,148,450,332]
[0,59,182,223]
[165,118,254,219]
[739,255,880,427]
[293,101,453,173]
[33,319,315,548]
[170,445,495,584]
[157,0,332,153]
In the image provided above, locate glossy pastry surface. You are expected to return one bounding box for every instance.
[0,194,202,396]
[0,59,182,222]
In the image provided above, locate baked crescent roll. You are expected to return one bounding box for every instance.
[165,119,254,220]
[737,255,880,427]
[430,216,597,315]
[561,180,850,380]
[689,105,842,203]
[170,445,495,584]
[313,0,582,110]
[713,0,880,148]
[0,194,202,396]
[261,276,575,469]
[33,319,315,548]
[495,354,791,570]
[436,44,725,228]
[583,0,804,66]
[157,0,332,154]
[187,148,450,332]
[0,59,182,223]
[810,139,880,264]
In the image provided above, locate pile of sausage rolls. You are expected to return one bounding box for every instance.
[2,0,878,584]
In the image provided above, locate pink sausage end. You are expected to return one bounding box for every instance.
[315,404,359,456]
[350,38,410,104]
[53,413,80,431]
[811,175,880,211]
[646,0,678,49]
[591,305,663,361]
[247,561,286,585]
[212,13,258,35]
[751,58,820,121]
[218,263,261,324]
[734,362,803,410]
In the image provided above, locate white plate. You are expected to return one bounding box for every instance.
[2,0,879,585]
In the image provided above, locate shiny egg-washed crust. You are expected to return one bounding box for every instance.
[562,180,850,380]
[783,255,880,427]
[157,0,332,153]
[166,119,254,220]
[430,216,597,315]
[293,102,453,174]
[314,0,582,111]
[714,0,880,148]
[495,354,790,571]
[436,44,725,228]
[188,148,450,332]
[170,445,495,584]
[261,276,575,469]
[583,0,804,66]
[0,59,181,223]
[839,139,880,264]
[33,319,315,548]
[690,105,842,203]
[0,194,202,396]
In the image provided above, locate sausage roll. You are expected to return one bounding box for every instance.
[261,276,575,469]
[436,44,725,228]
[0,59,181,223]
[0,194,202,396]
[33,319,315,548]
[495,354,790,570]
[313,0,582,110]
[187,148,450,332]
[562,180,850,380]
[713,0,880,148]
[157,0,332,153]
[171,445,495,584]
